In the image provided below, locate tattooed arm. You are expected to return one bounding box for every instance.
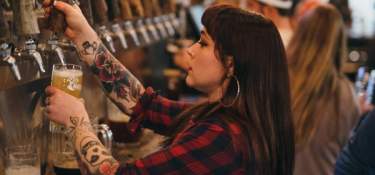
[77,36,145,115]
[68,115,120,175]
[45,86,120,175]
[47,1,144,114]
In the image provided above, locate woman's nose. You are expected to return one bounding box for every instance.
[186,47,193,57]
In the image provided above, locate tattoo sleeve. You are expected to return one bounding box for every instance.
[68,116,120,175]
[77,38,145,115]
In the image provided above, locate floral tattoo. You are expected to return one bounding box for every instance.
[88,42,144,114]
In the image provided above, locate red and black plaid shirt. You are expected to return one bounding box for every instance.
[117,87,247,175]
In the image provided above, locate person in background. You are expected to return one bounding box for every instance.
[334,97,375,175]
[291,0,320,28]
[287,4,360,175]
[247,0,298,47]
[43,2,295,175]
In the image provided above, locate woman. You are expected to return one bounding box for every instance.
[287,4,360,175]
[45,2,294,174]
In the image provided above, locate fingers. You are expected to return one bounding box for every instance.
[54,1,77,16]
[64,28,76,38]
[45,86,59,96]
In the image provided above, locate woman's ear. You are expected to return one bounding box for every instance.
[225,56,234,77]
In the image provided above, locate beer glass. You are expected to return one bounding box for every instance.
[50,63,83,131]
[5,144,40,175]
[49,64,83,174]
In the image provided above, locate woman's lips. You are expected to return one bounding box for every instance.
[188,67,192,71]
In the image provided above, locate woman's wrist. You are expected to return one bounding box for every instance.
[73,27,101,65]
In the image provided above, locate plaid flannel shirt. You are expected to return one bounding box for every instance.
[117,87,246,175]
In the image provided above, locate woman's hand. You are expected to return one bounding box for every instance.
[45,86,89,127]
[43,0,98,48]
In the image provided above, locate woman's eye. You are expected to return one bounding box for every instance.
[198,39,207,47]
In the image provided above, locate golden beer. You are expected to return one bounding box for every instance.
[51,67,83,98]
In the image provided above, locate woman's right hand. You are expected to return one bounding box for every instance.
[43,0,98,47]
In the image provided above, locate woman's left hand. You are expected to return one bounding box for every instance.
[45,86,89,127]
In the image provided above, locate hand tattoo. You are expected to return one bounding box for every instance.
[66,116,93,137]
[81,41,98,55]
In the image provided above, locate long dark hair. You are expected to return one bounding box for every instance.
[166,4,294,175]
[287,4,348,146]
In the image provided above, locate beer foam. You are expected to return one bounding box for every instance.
[53,69,83,77]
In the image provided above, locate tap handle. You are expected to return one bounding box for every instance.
[129,0,144,17]
[92,0,109,25]
[0,2,10,40]
[119,0,133,20]
[111,23,128,49]
[11,0,40,36]
[48,0,75,34]
[106,0,121,21]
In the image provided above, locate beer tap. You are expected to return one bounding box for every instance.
[12,0,40,36]
[119,0,141,46]
[107,0,128,49]
[130,0,151,45]
[0,43,21,80]
[25,38,46,73]
[92,0,116,53]
[151,0,168,39]
[12,0,45,73]
[141,0,160,41]
[47,34,66,65]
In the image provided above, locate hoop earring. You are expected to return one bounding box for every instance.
[220,75,240,107]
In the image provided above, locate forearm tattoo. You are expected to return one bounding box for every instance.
[66,116,93,137]
[69,116,119,175]
[79,40,144,114]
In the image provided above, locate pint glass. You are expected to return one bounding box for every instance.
[49,64,83,173]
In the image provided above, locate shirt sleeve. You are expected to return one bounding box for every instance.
[128,87,191,135]
[335,111,375,174]
[115,120,244,175]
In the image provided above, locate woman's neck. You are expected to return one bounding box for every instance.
[207,79,230,103]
